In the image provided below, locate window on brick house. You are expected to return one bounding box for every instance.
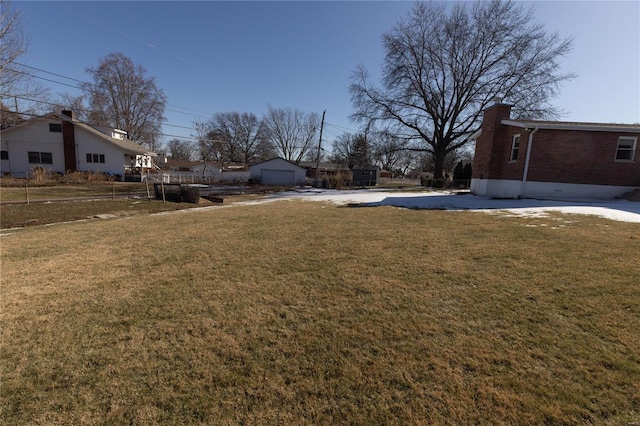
[1,150,8,160]
[615,137,636,161]
[510,134,521,162]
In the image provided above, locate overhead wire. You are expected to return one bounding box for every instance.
[5,62,339,141]
[0,99,226,143]
[1,94,198,132]
[8,61,215,118]
[4,61,373,147]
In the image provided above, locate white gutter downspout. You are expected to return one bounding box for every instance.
[520,126,539,198]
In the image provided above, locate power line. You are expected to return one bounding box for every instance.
[0,108,233,145]
[7,62,339,143]
[324,121,362,133]
[9,61,215,118]
[4,66,82,91]
[2,94,198,133]
[10,62,86,85]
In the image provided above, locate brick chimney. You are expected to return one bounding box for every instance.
[472,103,512,180]
[61,110,77,172]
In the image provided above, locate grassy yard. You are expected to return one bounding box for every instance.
[0,198,205,229]
[0,182,149,203]
[1,200,639,424]
[0,183,266,229]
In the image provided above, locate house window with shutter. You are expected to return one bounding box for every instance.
[615,137,636,161]
[510,134,521,162]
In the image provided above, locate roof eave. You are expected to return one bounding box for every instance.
[501,119,640,133]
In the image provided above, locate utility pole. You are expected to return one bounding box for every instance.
[315,110,325,187]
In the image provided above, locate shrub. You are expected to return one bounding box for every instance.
[326,171,350,189]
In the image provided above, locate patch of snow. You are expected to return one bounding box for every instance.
[267,190,640,223]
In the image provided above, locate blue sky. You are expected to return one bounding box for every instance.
[11,0,640,146]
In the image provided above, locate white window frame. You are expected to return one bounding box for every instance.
[615,136,636,162]
[28,151,53,164]
[86,153,106,164]
[509,134,521,162]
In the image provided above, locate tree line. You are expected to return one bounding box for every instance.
[1,0,573,179]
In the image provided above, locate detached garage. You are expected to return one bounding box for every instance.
[249,157,306,186]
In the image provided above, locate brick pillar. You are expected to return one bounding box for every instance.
[472,103,512,180]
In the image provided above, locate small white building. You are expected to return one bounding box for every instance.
[0,111,155,180]
[249,157,306,186]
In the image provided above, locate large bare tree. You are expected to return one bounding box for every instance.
[371,131,415,176]
[193,119,224,177]
[165,138,195,161]
[263,106,319,164]
[329,132,371,168]
[350,0,574,179]
[81,52,166,150]
[0,0,49,128]
[208,112,270,164]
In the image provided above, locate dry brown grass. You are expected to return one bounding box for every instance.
[0,182,149,203]
[0,198,217,229]
[1,201,639,424]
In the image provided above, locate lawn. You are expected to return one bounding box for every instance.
[0,182,149,203]
[0,198,205,229]
[0,183,266,229]
[1,200,639,424]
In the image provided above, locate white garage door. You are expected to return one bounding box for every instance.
[261,169,296,185]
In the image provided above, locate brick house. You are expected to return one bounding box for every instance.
[470,103,639,199]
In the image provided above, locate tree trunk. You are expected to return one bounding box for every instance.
[433,149,446,181]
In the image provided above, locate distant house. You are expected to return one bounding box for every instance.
[249,157,306,186]
[470,103,640,199]
[159,158,220,180]
[0,110,155,180]
[351,165,380,186]
[299,161,352,181]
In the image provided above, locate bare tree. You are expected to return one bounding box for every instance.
[0,0,49,127]
[263,106,319,164]
[371,131,414,176]
[81,52,166,150]
[193,119,223,177]
[165,138,195,161]
[54,93,87,120]
[329,132,371,168]
[350,0,574,179]
[329,133,355,166]
[208,112,270,164]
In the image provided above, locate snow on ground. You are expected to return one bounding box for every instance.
[266,188,640,223]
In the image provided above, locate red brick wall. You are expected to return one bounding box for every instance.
[473,104,639,187]
[472,104,513,180]
[526,130,639,186]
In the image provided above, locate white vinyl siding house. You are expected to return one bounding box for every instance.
[0,111,155,180]
[1,121,67,175]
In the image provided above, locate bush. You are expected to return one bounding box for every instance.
[27,167,50,183]
[324,171,350,189]
[18,169,116,185]
[421,178,445,188]
[61,171,115,184]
